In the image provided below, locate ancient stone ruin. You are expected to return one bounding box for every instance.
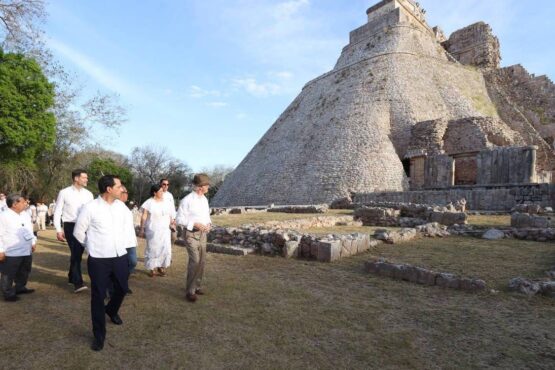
[213,0,555,208]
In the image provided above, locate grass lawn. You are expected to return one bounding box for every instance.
[0,227,555,369]
[1,227,554,369]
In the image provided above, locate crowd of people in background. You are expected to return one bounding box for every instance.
[0,169,212,351]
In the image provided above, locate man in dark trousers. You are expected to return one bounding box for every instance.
[53,169,94,293]
[73,175,137,351]
[0,194,36,301]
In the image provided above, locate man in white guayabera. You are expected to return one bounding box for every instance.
[73,175,137,351]
[53,169,94,293]
[0,194,37,302]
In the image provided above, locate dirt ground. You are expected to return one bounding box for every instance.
[1,225,554,369]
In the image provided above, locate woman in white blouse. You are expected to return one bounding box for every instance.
[139,184,176,277]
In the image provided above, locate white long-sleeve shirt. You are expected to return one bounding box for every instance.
[163,191,175,212]
[73,197,137,258]
[176,192,211,231]
[0,209,36,256]
[53,185,94,232]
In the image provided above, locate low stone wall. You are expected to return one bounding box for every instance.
[207,226,380,262]
[243,215,358,230]
[508,278,555,297]
[354,203,467,226]
[364,259,487,292]
[211,206,268,216]
[267,204,329,214]
[511,213,553,228]
[354,183,555,211]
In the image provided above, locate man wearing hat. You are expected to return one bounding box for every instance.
[176,173,212,302]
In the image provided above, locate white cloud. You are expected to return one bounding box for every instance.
[274,0,310,20]
[236,113,247,120]
[206,101,228,108]
[270,71,294,80]
[232,77,282,97]
[189,85,221,99]
[47,38,137,97]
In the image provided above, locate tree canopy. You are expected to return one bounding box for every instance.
[0,47,55,166]
[87,157,133,197]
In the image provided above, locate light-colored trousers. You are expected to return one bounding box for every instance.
[185,230,206,295]
[37,213,47,230]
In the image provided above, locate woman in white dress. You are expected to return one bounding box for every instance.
[139,184,176,277]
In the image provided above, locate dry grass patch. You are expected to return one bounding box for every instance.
[1,230,555,369]
[467,214,511,228]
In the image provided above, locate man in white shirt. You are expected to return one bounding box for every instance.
[176,173,212,303]
[0,194,37,302]
[73,175,137,352]
[53,169,94,293]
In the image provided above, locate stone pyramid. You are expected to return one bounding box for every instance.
[212,0,555,207]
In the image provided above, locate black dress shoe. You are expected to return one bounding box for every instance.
[106,312,123,325]
[91,339,104,351]
[4,296,19,302]
[16,288,35,295]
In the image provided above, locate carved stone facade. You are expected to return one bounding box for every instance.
[212,1,555,207]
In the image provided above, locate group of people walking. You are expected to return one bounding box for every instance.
[0,169,212,351]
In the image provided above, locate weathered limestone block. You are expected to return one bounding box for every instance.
[415,222,450,237]
[374,228,418,244]
[354,207,400,226]
[482,229,505,240]
[436,273,461,289]
[459,278,487,292]
[317,240,342,262]
[364,259,485,292]
[540,281,555,298]
[429,211,467,226]
[508,277,541,295]
[511,213,550,228]
[283,241,300,258]
[207,244,255,256]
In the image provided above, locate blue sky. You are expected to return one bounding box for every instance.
[44,0,555,171]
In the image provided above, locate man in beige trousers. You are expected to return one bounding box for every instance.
[176,174,211,302]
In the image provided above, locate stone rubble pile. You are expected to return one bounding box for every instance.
[510,204,551,215]
[253,215,359,230]
[511,228,555,242]
[364,259,487,292]
[354,201,467,227]
[508,276,555,298]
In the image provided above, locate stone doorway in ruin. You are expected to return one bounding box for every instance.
[453,153,478,185]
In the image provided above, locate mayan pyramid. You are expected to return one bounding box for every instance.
[212,0,555,207]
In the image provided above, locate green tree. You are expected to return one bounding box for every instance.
[87,157,133,198]
[0,47,55,188]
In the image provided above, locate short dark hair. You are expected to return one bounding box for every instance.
[72,169,87,181]
[159,178,169,185]
[6,193,23,208]
[98,175,120,194]
[150,184,162,197]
